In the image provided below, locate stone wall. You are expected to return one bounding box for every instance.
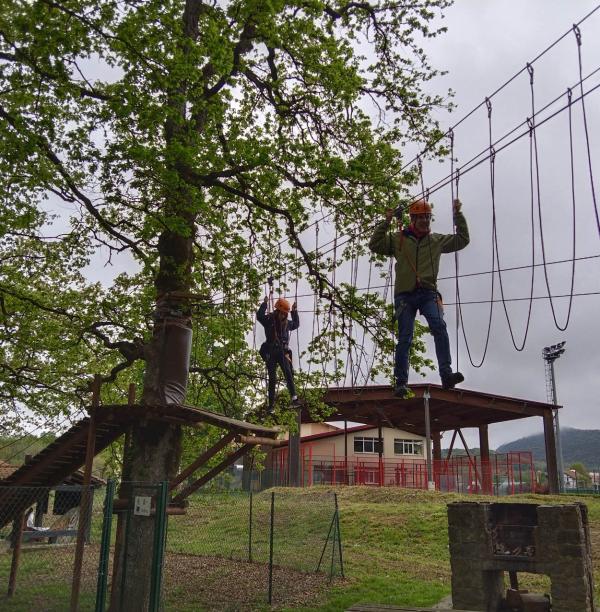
[447,502,595,612]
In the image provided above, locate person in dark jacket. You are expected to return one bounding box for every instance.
[257,296,299,411]
[369,198,469,397]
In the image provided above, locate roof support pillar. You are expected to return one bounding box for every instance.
[424,388,434,490]
[432,432,442,461]
[543,412,560,494]
[377,420,383,486]
[344,420,349,485]
[479,424,493,494]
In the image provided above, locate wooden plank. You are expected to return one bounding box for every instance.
[169,431,237,490]
[97,403,282,437]
[171,445,252,504]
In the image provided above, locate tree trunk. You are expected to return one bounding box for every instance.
[111,221,194,609]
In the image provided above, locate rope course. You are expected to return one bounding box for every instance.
[196,7,600,406]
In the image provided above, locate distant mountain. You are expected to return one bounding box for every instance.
[496,428,600,469]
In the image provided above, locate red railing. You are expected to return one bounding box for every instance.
[268,449,536,496]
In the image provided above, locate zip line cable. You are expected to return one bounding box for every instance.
[210,253,600,309]
[573,24,600,236]
[241,3,600,261]
[210,60,600,308]
[490,75,536,352]
[259,290,600,315]
[533,86,577,331]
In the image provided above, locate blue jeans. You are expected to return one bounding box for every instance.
[394,289,452,386]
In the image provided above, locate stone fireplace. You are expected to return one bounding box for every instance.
[447,502,595,611]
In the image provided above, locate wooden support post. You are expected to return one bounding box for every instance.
[479,424,492,494]
[70,374,101,612]
[543,412,559,494]
[7,512,25,597]
[377,419,383,486]
[288,409,301,487]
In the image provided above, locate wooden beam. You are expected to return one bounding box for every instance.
[7,512,25,598]
[457,429,481,490]
[237,435,283,447]
[172,445,252,504]
[71,374,100,612]
[169,431,236,491]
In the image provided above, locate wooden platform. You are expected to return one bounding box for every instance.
[0,402,281,527]
[99,403,281,438]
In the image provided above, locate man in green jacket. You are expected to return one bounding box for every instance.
[369,199,469,397]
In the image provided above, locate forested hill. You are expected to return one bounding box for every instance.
[497,428,600,468]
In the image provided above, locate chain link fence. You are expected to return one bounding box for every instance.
[0,484,104,611]
[164,489,343,609]
[0,484,343,610]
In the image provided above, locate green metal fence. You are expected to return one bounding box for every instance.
[1,484,342,610]
[164,489,343,608]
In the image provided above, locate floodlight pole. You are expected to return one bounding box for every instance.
[543,343,566,493]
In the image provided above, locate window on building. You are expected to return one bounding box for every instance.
[354,436,383,454]
[394,438,424,456]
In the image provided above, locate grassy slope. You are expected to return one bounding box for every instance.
[1,487,599,610]
[277,486,600,612]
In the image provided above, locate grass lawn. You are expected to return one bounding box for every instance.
[282,486,600,611]
[0,486,598,610]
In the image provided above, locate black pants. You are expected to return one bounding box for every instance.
[261,344,296,410]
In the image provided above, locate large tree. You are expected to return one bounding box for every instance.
[1,0,450,606]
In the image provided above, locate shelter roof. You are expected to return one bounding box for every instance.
[302,384,558,437]
[278,424,372,448]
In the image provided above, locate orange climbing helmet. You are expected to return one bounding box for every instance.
[274,297,291,314]
[409,199,432,216]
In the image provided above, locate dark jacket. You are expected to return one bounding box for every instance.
[368,211,469,295]
[257,302,299,347]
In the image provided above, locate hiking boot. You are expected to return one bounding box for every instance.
[394,385,409,398]
[441,371,464,390]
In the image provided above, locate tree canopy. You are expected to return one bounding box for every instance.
[0,0,452,432]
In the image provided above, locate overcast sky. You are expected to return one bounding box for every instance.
[395,0,600,449]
